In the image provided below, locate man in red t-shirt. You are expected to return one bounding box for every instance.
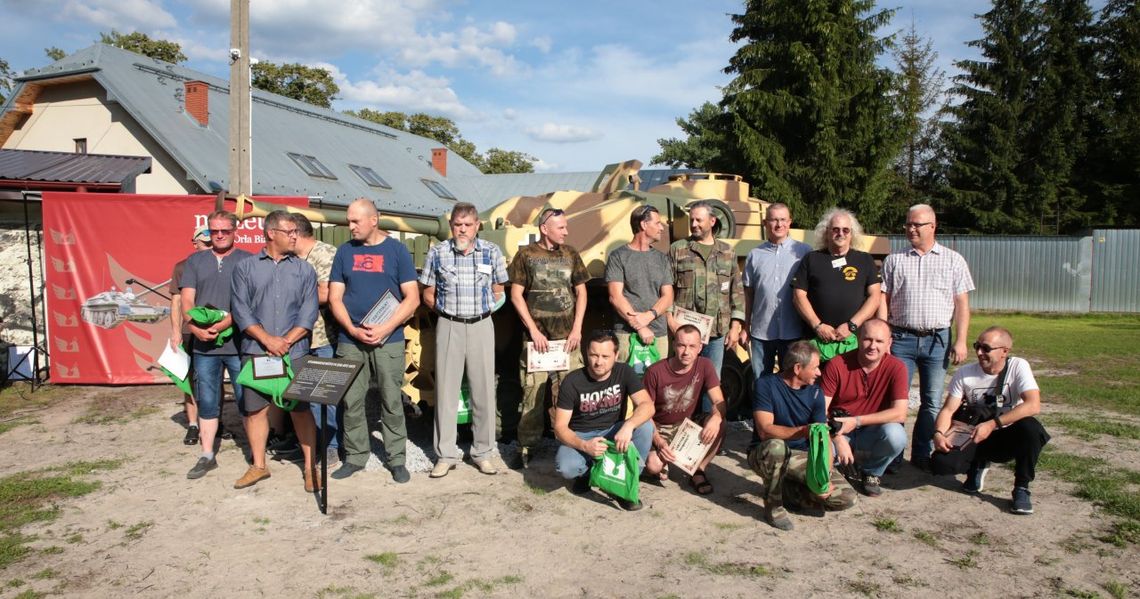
[821,319,908,497]
[643,325,726,495]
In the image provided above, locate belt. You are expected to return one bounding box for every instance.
[438,310,492,324]
[891,325,947,337]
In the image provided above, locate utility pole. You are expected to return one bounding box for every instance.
[228,0,252,195]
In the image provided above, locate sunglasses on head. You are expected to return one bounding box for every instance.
[538,208,565,227]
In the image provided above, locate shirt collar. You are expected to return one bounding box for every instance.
[257,248,296,262]
[907,241,943,256]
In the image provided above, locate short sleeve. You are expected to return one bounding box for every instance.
[887,359,909,403]
[879,254,897,294]
[946,367,967,400]
[418,245,439,287]
[329,244,347,284]
[863,252,882,287]
[396,243,417,284]
[507,249,529,286]
[642,363,662,403]
[569,248,589,286]
[1009,358,1039,398]
[492,246,509,284]
[752,375,774,414]
[604,249,624,283]
[954,253,976,295]
[181,254,199,291]
[702,358,721,392]
[169,261,184,294]
[620,363,645,396]
[741,250,757,287]
[556,372,579,411]
[809,387,827,423]
[791,254,811,290]
[820,356,841,397]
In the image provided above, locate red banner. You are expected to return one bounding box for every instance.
[42,193,308,384]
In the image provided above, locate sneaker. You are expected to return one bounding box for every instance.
[331,462,364,480]
[219,425,234,441]
[390,465,411,484]
[1011,487,1034,515]
[616,497,643,511]
[963,462,990,494]
[571,473,591,494]
[186,456,217,479]
[473,459,498,475]
[234,465,271,489]
[862,473,882,497]
[183,425,200,446]
[429,462,456,479]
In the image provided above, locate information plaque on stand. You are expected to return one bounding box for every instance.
[283,356,364,514]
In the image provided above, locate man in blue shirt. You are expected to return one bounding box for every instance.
[328,199,420,482]
[419,202,509,478]
[750,341,856,530]
[230,211,319,491]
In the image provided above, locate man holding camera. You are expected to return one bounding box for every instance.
[931,326,1049,515]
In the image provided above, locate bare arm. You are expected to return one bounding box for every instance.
[877,291,890,320]
[568,282,587,352]
[829,397,908,434]
[794,288,830,339]
[422,284,437,312]
[170,292,183,347]
[755,410,808,441]
[949,292,971,365]
[316,280,329,306]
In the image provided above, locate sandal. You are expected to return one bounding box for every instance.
[690,471,713,495]
[659,464,669,481]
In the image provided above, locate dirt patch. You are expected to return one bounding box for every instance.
[0,385,1137,598]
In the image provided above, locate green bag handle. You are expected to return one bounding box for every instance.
[236,355,297,411]
[806,423,832,496]
[627,333,661,372]
[186,306,235,347]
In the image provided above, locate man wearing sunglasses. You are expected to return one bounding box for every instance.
[931,327,1048,515]
[879,204,974,472]
[181,210,254,480]
[507,208,589,468]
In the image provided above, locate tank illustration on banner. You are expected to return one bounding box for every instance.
[80,284,171,329]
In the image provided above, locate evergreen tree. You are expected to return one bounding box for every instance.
[99,31,187,64]
[892,21,947,208]
[721,0,902,230]
[1090,0,1140,225]
[652,102,744,174]
[251,61,339,108]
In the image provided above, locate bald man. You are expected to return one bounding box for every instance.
[328,198,420,482]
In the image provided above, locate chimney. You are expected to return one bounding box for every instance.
[184,81,209,127]
[431,147,447,177]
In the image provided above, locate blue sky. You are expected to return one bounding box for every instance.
[0,0,1083,172]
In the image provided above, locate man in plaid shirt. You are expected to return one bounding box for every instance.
[878,203,975,471]
[420,202,509,478]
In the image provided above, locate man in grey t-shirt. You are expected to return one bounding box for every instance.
[605,205,674,364]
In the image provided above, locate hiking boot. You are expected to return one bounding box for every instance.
[390,465,411,484]
[571,473,591,494]
[183,425,199,446]
[1011,487,1033,515]
[764,505,794,531]
[862,473,882,497]
[234,465,270,489]
[429,462,456,478]
[473,459,498,475]
[963,462,990,494]
[186,456,217,479]
[331,462,364,480]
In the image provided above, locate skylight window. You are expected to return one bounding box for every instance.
[349,164,392,189]
[287,152,337,179]
[422,179,457,200]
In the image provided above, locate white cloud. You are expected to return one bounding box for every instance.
[531,158,561,172]
[328,65,473,120]
[530,35,553,53]
[524,123,602,143]
[501,108,518,120]
[12,0,177,31]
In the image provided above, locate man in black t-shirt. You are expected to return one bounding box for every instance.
[554,329,656,510]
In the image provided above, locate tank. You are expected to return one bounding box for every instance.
[230,160,889,416]
[80,285,172,329]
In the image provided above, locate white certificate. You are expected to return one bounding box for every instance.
[668,418,714,476]
[527,340,570,373]
[157,342,191,380]
[252,356,285,379]
[673,307,714,345]
[361,290,400,343]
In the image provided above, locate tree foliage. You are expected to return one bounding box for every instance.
[99,30,186,64]
[892,22,947,203]
[482,148,536,174]
[0,57,12,104]
[251,62,339,108]
[652,102,744,174]
[44,47,66,61]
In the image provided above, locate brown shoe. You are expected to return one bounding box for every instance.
[234,465,271,489]
[304,467,322,493]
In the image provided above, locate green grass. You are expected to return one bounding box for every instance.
[1046,415,1140,441]
[424,572,454,587]
[970,313,1140,416]
[683,552,772,578]
[1037,451,1140,523]
[912,530,939,547]
[0,459,122,568]
[946,549,979,570]
[124,521,154,541]
[1102,580,1128,599]
[0,384,67,419]
[72,405,158,426]
[435,575,522,598]
[365,552,398,572]
[872,517,901,533]
[968,532,991,546]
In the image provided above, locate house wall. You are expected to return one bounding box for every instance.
[3,80,199,195]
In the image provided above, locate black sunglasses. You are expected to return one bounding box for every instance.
[538,208,565,226]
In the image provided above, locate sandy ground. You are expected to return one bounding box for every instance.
[1,384,1138,599]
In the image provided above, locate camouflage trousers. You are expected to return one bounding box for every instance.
[517,346,584,448]
[747,439,857,512]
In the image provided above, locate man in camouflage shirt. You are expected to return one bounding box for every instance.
[508,208,589,468]
[667,201,745,399]
[294,214,342,465]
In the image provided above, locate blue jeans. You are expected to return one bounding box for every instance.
[890,328,950,461]
[749,337,792,382]
[192,353,242,420]
[842,423,907,477]
[307,344,341,451]
[555,420,654,479]
[699,336,726,413]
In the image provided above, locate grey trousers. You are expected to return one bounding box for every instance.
[434,316,497,463]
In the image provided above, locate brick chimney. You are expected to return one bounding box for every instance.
[184,81,209,127]
[431,148,447,177]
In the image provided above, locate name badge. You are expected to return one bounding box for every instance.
[477,263,493,275]
[831,257,847,269]
[252,356,285,379]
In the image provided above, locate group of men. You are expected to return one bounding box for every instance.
[168,198,1050,526]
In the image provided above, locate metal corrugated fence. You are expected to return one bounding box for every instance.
[885,230,1138,313]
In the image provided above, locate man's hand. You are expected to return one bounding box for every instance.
[815,323,837,342]
[834,435,855,465]
[168,335,182,350]
[350,325,380,345]
[738,329,750,349]
[637,328,655,346]
[950,339,969,365]
[364,322,397,346]
[834,323,853,341]
[582,436,608,457]
[700,415,722,445]
[628,310,655,330]
[833,416,857,436]
[529,328,549,353]
[971,419,998,445]
[189,322,217,343]
[726,321,743,351]
[565,328,582,353]
[653,433,677,463]
[263,336,290,357]
[613,423,634,453]
[933,432,954,454]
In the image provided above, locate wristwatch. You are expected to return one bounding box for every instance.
[649,308,659,319]
[847,320,858,332]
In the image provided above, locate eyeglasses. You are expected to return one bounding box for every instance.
[766,217,789,224]
[831,227,851,235]
[905,222,933,230]
[210,228,235,236]
[271,228,299,237]
[538,209,564,227]
[973,342,1008,353]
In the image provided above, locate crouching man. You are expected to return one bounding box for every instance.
[553,329,655,510]
[932,326,1049,515]
[749,341,857,530]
